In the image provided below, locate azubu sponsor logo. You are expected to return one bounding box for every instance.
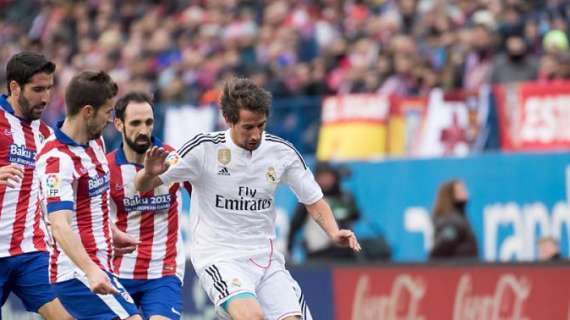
[9,144,36,167]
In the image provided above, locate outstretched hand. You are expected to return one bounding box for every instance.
[332,229,362,252]
[144,146,170,176]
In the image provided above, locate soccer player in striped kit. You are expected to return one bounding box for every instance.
[0,52,71,319]
[107,92,190,319]
[36,71,141,320]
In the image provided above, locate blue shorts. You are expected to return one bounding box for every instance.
[119,276,182,320]
[0,251,56,312]
[53,271,139,320]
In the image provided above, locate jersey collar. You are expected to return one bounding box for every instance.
[54,120,89,147]
[115,137,164,166]
[0,95,15,115]
[0,94,32,123]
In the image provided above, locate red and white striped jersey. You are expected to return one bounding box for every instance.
[36,123,114,283]
[107,140,189,281]
[0,95,50,258]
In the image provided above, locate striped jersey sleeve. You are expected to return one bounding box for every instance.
[39,152,76,213]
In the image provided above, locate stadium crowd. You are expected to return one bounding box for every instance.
[2,0,570,128]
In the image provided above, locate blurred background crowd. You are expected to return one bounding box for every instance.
[2,0,570,124]
[1,0,570,265]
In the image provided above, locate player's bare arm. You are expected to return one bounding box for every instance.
[305,198,362,252]
[135,146,169,192]
[49,210,118,295]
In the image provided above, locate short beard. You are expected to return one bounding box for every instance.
[124,127,151,154]
[17,94,42,121]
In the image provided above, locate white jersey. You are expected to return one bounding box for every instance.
[160,130,322,272]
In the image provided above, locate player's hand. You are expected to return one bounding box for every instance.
[331,229,362,252]
[112,229,139,256]
[86,267,118,295]
[143,146,170,176]
[0,165,23,188]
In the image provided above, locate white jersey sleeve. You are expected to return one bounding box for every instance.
[159,135,206,185]
[280,150,323,205]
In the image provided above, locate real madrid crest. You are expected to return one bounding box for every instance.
[218,148,231,165]
[266,166,277,184]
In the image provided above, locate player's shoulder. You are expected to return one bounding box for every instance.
[37,135,62,155]
[264,133,299,152]
[37,138,73,164]
[105,149,118,164]
[178,131,226,156]
[263,133,307,167]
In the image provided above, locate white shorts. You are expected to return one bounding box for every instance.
[198,253,312,320]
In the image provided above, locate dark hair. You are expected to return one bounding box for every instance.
[432,179,463,221]
[220,78,271,124]
[65,70,118,116]
[114,91,154,122]
[6,52,56,95]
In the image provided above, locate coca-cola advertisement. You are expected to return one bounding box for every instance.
[333,265,570,320]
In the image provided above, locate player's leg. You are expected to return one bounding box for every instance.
[255,256,313,320]
[199,262,264,320]
[0,255,15,315]
[37,298,72,320]
[52,271,140,319]
[225,297,265,320]
[129,276,183,320]
[11,252,72,320]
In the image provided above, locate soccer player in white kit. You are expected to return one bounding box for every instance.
[136,78,361,320]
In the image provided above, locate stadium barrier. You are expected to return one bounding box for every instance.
[8,262,566,319]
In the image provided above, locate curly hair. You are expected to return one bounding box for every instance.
[220,78,271,124]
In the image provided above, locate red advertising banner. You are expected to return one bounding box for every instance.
[495,81,570,151]
[333,265,570,320]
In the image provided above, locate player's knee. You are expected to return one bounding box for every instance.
[126,315,143,320]
[232,310,264,320]
[230,306,265,320]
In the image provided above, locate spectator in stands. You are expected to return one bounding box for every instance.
[537,236,563,261]
[490,33,538,84]
[429,179,478,259]
[288,163,360,263]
